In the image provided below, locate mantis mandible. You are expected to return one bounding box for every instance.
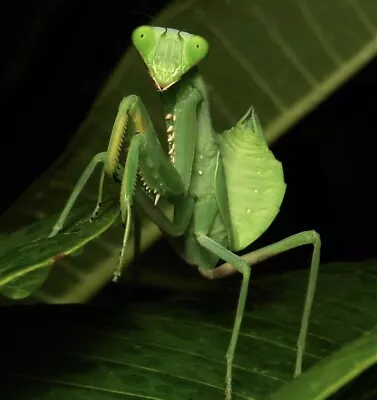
[49,26,321,399]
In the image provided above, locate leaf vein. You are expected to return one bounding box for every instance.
[250,5,318,87]
[194,7,287,112]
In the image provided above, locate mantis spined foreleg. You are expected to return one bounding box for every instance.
[49,94,192,274]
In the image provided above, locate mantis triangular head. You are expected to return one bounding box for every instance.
[132,26,209,91]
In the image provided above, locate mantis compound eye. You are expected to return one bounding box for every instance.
[185,35,209,68]
[132,25,156,56]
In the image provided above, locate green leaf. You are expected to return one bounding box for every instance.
[269,326,377,400]
[2,0,376,302]
[2,260,377,399]
[150,0,377,144]
[0,201,119,299]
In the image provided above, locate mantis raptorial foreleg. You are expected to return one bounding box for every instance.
[199,230,321,399]
[49,94,197,279]
[114,133,143,280]
[50,97,185,234]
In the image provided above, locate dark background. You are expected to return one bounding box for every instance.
[0,0,376,274]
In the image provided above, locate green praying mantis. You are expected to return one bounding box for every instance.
[48,26,321,399]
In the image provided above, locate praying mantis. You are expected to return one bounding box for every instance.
[48,25,321,399]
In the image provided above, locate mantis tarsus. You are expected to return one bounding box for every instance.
[49,26,321,399]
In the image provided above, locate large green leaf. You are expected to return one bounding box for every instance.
[2,260,377,399]
[0,201,119,300]
[1,0,376,303]
[270,326,377,399]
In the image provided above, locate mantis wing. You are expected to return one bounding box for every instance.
[217,109,286,251]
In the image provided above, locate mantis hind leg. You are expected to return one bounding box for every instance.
[196,233,250,400]
[198,230,321,399]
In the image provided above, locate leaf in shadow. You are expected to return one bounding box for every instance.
[0,200,119,299]
[2,260,377,399]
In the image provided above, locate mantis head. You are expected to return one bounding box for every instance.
[132,26,209,91]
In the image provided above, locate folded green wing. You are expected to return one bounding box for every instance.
[218,110,286,251]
